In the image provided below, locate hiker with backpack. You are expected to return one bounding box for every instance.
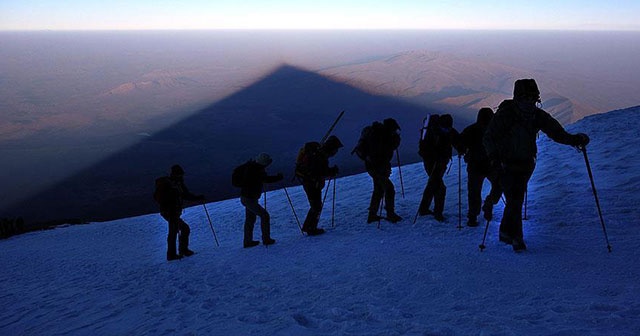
[154,164,205,261]
[232,153,283,248]
[353,118,403,223]
[459,107,503,227]
[295,135,344,236]
[417,114,461,222]
[483,78,590,251]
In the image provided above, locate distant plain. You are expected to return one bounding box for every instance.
[1,30,639,225]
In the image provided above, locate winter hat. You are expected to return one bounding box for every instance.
[383,118,401,130]
[255,153,273,166]
[513,79,540,99]
[323,135,344,150]
[170,164,185,176]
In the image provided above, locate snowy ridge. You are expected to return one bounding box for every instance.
[1,107,639,335]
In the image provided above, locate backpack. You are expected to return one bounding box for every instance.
[295,141,321,179]
[418,114,440,161]
[153,176,173,205]
[352,122,383,161]
[231,162,250,188]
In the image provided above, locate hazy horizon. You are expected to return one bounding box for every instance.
[3,1,639,31]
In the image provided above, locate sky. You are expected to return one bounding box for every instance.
[1,0,640,31]
[1,106,639,334]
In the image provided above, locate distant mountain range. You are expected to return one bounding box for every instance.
[320,50,591,124]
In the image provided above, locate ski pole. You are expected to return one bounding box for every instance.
[457,155,462,230]
[396,149,405,199]
[332,177,337,228]
[580,146,612,252]
[202,203,220,247]
[479,219,490,252]
[283,187,304,235]
[320,110,345,143]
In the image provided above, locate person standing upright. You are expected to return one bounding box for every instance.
[459,107,502,227]
[154,165,205,261]
[296,135,343,236]
[233,153,283,248]
[483,79,590,251]
[354,118,403,223]
[417,114,461,222]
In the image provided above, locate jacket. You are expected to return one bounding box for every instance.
[240,161,283,199]
[483,99,575,171]
[155,176,201,215]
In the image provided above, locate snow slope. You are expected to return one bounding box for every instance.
[1,106,639,335]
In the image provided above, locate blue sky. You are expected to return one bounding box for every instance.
[1,0,639,31]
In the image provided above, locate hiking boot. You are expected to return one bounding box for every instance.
[306,228,326,236]
[419,209,434,217]
[512,237,527,252]
[263,238,276,246]
[433,213,446,222]
[167,253,183,261]
[180,249,195,257]
[482,202,493,221]
[498,231,513,245]
[367,214,383,224]
[386,212,403,223]
[243,240,260,248]
[466,218,479,227]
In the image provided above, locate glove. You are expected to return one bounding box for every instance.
[572,133,590,147]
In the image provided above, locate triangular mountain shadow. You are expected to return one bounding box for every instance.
[4,64,476,225]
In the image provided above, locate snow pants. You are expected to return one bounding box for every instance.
[241,196,271,243]
[161,212,190,256]
[499,168,533,239]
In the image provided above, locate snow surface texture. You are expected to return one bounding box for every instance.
[2,107,639,335]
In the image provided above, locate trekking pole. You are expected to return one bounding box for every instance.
[523,188,528,220]
[202,203,220,247]
[320,110,345,143]
[457,155,462,230]
[332,178,337,228]
[283,187,304,235]
[479,219,490,252]
[579,145,612,252]
[378,196,384,229]
[412,208,420,225]
[396,149,405,199]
